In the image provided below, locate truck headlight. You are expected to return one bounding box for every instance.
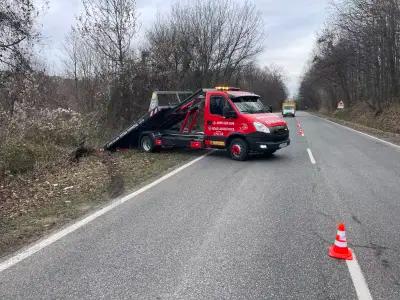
[253,122,270,134]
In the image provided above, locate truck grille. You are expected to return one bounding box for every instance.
[272,126,288,135]
[271,125,289,142]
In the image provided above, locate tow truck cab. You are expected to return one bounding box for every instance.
[142,87,290,160]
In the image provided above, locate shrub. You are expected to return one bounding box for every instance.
[0,105,88,175]
[0,140,36,174]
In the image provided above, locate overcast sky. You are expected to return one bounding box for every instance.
[35,0,332,96]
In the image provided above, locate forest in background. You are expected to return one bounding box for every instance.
[299,0,400,132]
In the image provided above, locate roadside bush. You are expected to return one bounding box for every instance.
[23,118,81,147]
[0,105,89,176]
[0,140,36,174]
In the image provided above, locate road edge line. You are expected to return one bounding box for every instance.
[307,148,316,164]
[0,152,210,273]
[346,251,373,300]
[312,114,400,150]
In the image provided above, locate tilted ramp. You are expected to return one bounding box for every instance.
[104,90,203,151]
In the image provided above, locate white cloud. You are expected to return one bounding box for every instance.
[260,33,319,96]
[35,0,331,94]
[256,0,331,96]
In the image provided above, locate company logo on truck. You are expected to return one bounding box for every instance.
[208,120,235,132]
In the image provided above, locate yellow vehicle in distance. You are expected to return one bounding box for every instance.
[282,100,296,117]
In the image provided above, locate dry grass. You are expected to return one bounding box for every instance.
[332,102,400,134]
[315,103,400,146]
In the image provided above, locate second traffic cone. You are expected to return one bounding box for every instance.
[328,223,353,260]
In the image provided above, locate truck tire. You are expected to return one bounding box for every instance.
[140,135,155,153]
[229,138,248,161]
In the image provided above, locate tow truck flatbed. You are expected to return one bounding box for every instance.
[105,90,201,150]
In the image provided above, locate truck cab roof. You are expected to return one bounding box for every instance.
[202,88,259,98]
[226,90,260,98]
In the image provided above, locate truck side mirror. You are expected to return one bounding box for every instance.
[223,105,237,118]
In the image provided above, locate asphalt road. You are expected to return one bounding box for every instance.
[1,111,400,299]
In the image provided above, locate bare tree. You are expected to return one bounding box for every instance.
[64,27,108,113]
[64,29,80,101]
[77,0,137,74]
[0,0,38,71]
[147,0,263,89]
[0,0,40,115]
[300,0,400,114]
[69,0,139,125]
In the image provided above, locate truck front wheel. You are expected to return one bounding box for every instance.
[229,138,248,161]
[140,135,155,153]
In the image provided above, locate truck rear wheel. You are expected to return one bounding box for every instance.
[140,135,155,153]
[229,138,248,161]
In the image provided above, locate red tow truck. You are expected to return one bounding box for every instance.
[105,87,290,160]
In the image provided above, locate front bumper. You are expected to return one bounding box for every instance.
[246,132,290,152]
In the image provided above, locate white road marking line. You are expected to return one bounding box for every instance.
[312,114,400,150]
[0,152,210,273]
[346,251,373,300]
[307,148,316,164]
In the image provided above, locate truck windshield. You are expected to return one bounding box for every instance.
[284,106,294,110]
[231,96,267,114]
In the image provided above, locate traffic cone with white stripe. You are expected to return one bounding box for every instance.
[328,223,353,260]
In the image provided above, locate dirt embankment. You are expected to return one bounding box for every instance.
[332,103,400,133]
[316,102,400,146]
[0,149,202,258]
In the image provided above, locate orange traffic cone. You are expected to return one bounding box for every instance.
[328,223,353,260]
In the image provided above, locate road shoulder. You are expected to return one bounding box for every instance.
[311,112,400,147]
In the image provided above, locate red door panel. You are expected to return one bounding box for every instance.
[204,92,236,142]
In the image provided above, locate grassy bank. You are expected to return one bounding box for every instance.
[314,103,400,146]
[330,102,400,133]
